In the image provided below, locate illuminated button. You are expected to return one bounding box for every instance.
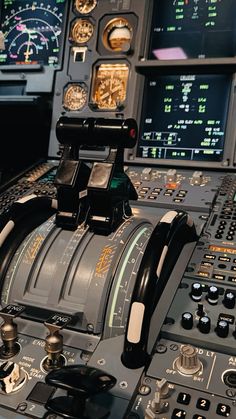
[164,192,173,196]
[148,196,157,200]
[196,398,210,411]
[228,276,236,283]
[153,188,162,192]
[216,403,231,417]
[204,254,215,260]
[173,198,183,203]
[202,262,213,267]
[177,392,191,405]
[197,271,210,278]
[219,257,231,262]
[212,274,225,281]
[165,182,178,189]
[231,266,236,271]
[172,408,186,418]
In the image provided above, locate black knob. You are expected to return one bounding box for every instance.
[216,320,229,338]
[198,316,211,334]
[223,291,235,309]
[191,283,202,302]
[45,365,116,419]
[207,286,219,305]
[181,312,193,330]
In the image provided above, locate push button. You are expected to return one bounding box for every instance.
[193,415,206,419]
[172,408,186,418]
[216,403,231,417]
[177,392,191,405]
[196,398,211,411]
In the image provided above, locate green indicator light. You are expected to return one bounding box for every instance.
[204,150,214,154]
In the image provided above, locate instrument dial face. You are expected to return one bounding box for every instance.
[103,18,133,52]
[74,0,97,15]
[92,63,129,110]
[63,84,87,111]
[0,0,66,66]
[71,18,94,43]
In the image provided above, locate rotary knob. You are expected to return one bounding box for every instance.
[181,312,193,330]
[198,316,211,334]
[207,286,219,305]
[223,291,235,309]
[216,320,229,338]
[174,344,202,375]
[191,283,202,302]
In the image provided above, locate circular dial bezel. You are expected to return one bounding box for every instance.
[63,84,87,111]
[102,17,133,52]
[71,18,94,44]
[74,0,97,15]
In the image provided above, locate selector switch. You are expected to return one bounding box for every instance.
[198,316,211,334]
[0,361,27,394]
[191,283,203,302]
[174,344,203,376]
[207,286,219,305]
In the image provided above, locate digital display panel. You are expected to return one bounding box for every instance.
[0,0,66,66]
[137,74,231,162]
[149,0,236,59]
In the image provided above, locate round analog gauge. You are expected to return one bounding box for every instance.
[96,77,125,109]
[103,18,133,52]
[63,84,87,111]
[71,19,94,43]
[75,0,97,14]
[92,63,129,110]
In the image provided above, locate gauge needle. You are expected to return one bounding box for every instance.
[111,86,121,94]
[100,91,110,100]
[24,29,32,62]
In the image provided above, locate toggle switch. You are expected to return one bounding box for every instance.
[0,304,25,359]
[43,313,72,371]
